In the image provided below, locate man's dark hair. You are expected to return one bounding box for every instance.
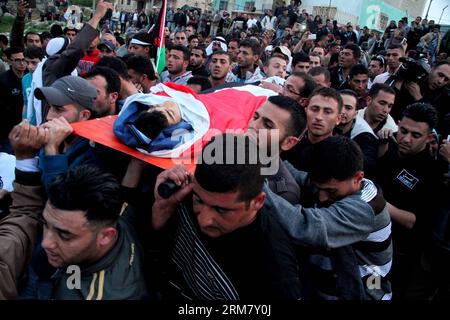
[24,46,44,60]
[50,24,64,37]
[343,43,361,60]
[267,95,306,137]
[124,54,157,80]
[40,31,52,41]
[368,83,395,98]
[349,64,369,79]
[191,45,207,58]
[309,66,330,82]
[5,46,24,59]
[134,109,170,140]
[309,86,344,112]
[195,133,265,206]
[24,31,41,43]
[229,38,239,45]
[387,43,404,52]
[187,76,212,91]
[371,55,385,68]
[308,136,364,183]
[0,34,8,46]
[188,35,198,43]
[97,56,130,80]
[290,72,318,98]
[63,26,78,34]
[434,60,450,69]
[85,66,121,95]
[402,103,438,132]
[292,52,310,66]
[340,89,359,102]
[211,49,232,63]
[47,165,122,228]
[170,44,190,61]
[239,38,261,56]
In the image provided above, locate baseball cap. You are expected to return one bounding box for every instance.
[98,39,115,52]
[273,46,291,60]
[34,76,97,110]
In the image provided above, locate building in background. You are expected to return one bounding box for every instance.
[299,0,426,31]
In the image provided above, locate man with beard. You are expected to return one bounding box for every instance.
[85,66,121,116]
[160,45,193,85]
[188,46,209,77]
[336,90,378,178]
[208,50,232,88]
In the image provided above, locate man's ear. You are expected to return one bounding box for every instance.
[253,54,260,65]
[280,135,300,151]
[299,98,309,108]
[109,92,119,104]
[250,192,266,213]
[183,60,189,69]
[79,109,91,121]
[97,227,118,247]
[353,171,364,187]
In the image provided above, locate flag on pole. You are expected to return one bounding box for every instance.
[152,0,167,74]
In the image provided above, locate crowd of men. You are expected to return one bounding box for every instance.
[0,0,450,301]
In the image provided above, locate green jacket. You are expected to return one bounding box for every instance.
[51,204,148,300]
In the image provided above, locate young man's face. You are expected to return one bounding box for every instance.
[366,90,395,123]
[386,48,404,71]
[397,117,432,157]
[192,178,265,238]
[26,57,41,73]
[26,34,42,48]
[174,32,187,46]
[264,57,287,78]
[339,49,358,69]
[281,75,305,103]
[41,202,105,268]
[312,173,363,207]
[293,61,310,73]
[189,48,205,69]
[428,63,450,90]
[10,52,27,73]
[228,41,239,60]
[349,73,369,96]
[309,55,321,67]
[127,44,149,56]
[185,26,194,37]
[306,95,341,139]
[312,47,325,58]
[237,46,257,68]
[167,49,188,75]
[209,53,231,80]
[87,75,117,117]
[247,100,297,152]
[368,60,385,79]
[311,73,330,88]
[148,100,182,125]
[46,103,90,123]
[66,30,77,42]
[339,94,358,126]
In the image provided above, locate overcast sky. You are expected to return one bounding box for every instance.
[423,0,450,24]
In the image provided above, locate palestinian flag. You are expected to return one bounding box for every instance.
[151,0,167,74]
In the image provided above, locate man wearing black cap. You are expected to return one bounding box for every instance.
[98,39,116,57]
[33,75,100,186]
[127,32,152,57]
